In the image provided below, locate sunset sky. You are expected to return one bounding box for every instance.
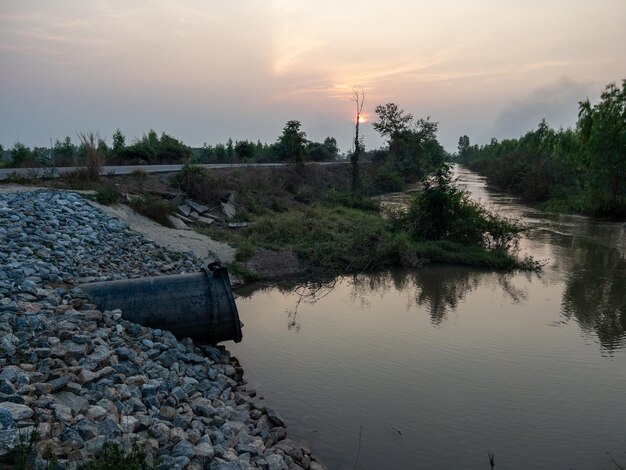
[1,0,625,153]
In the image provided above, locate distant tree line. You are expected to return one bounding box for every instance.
[453,79,626,218]
[196,121,339,164]
[0,105,450,196]
[0,121,341,169]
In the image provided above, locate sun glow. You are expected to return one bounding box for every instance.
[355,113,368,124]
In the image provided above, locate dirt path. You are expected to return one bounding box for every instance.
[90,201,236,264]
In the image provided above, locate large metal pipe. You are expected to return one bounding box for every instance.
[81,263,242,344]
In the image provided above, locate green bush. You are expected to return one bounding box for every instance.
[95,185,122,205]
[397,164,525,250]
[129,194,175,227]
[372,165,406,193]
[171,165,222,203]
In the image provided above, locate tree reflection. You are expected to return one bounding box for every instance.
[561,244,626,352]
[347,267,527,325]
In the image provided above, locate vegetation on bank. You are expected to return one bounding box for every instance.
[180,162,535,280]
[453,79,626,218]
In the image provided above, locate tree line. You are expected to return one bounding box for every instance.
[0,122,341,168]
[453,79,625,218]
[1,101,449,195]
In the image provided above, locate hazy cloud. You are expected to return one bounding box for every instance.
[491,79,594,140]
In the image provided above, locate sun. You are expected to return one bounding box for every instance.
[354,113,368,124]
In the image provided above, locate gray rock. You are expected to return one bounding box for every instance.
[235,433,265,456]
[120,415,139,433]
[159,405,177,421]
[167,215,189,230]
[220,202,237,220]
[187,200,210,214]
[172,439,196,459]
[266,454,289,470]
[46,375,71,392]
[195,441,215,459]
[178,205,192,217]
[53,391,88,413]
[84,435,106,454]
[197,216,216,226]
[272,439,305,462]
[0,402,33,421]
[51,403,73,422]
[0,408,16,430]
[267,408,286,427]
[85,405,108,421]
[0,379,15,394]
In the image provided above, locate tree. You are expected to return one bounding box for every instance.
[351,87,365,192]
[372,103,413,141]
[214,143,226,162]
[226,138,234,161]
[53,137,76,165]
[577,80,626,208]
[10,142,32,167]
[276,120,308,164]
[373,103,444,180]
[112,129,125,154]
[307,137,339,162]
[457,135,470,160]
[235,140,256,161]
[323,137,339,156]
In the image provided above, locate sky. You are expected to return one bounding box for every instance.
[1,0,625,153]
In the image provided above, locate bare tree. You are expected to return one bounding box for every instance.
[351,87,365,192]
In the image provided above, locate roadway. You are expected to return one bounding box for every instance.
[0,161,347,181]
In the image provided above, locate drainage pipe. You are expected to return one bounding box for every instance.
[80,263,243,344]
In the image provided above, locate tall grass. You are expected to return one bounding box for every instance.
[78,132,106,182]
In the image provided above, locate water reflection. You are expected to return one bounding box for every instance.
[455,164,626,353]
[238,266,532,328]
[561,244,626,352]
[352,268,529,325]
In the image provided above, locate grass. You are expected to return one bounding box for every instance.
[203,197,532,279]
[95,184,123,205]
[129,193,175,227]
[5,430,156,470]
[184,162,537,280]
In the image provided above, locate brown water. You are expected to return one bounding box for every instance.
[230,165,626,469]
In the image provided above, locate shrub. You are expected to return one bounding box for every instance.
[171,165,223,203]
[397,164,525,250]
[130,168,148,180]
[372,165,405,193]
[95,185,122,205]
[129,194,175,227]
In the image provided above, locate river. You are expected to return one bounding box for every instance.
[229,165,626,469]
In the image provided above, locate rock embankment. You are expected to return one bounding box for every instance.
[0,190,323,470]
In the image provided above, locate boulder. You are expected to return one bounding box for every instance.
[177,205,192,217]
[187,200,210,214]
